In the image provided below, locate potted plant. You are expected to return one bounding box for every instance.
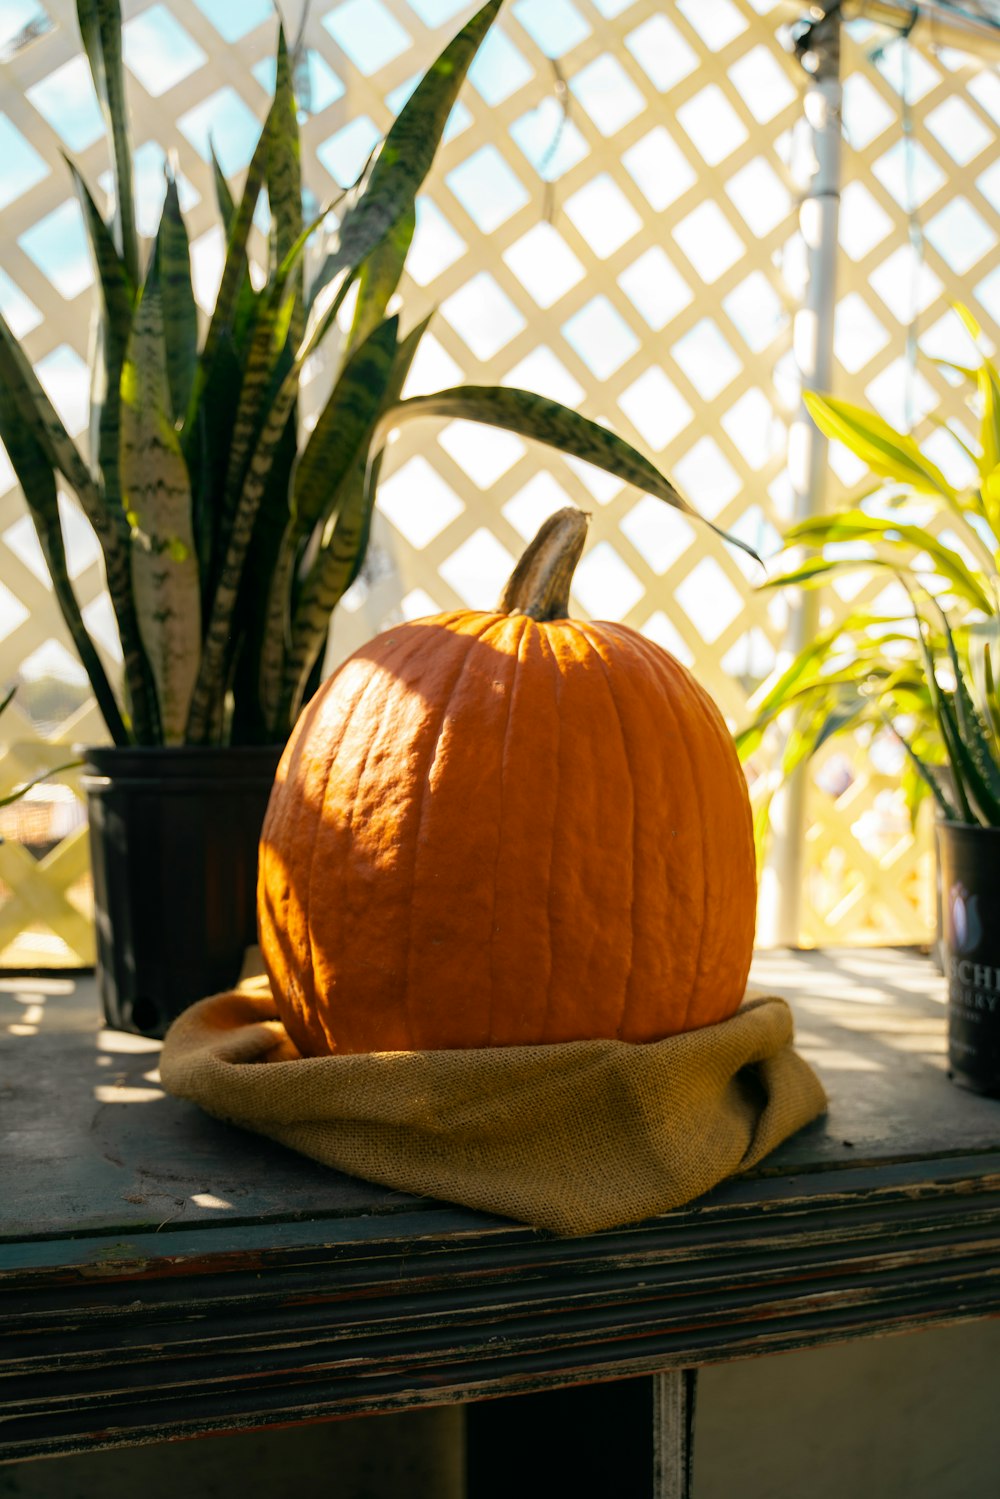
[1,0,754,1034]
[738,315,1000,1093]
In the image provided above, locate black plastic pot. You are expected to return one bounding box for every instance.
[82,744,283,1038]
[937,819,1000,1098]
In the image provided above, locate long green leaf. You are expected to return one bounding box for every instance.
[185,355,302,743]
[0,384,128,743]
[228,404,299,745]
[978,360,1000,475]
[191,105,273,421]
[762,552,989,616]
[187,195,396,742]
[969,622,1000,744]
[739,655,909,753]
[0,315,160,740]
[65,155,134,518]
[76,0,138,285]
[910,604,975,824]
[185,333,243,612]
[65,157,133,332]
[267,26,304,344]
[155,173,198,425]
[938,688,1000,825]
[278,314,432,729]
[781,512,994,613]
[218,295,293,535]
[804,392,956,500]
[347,206,415,358]
[215,205,328,569]
[781,689,868,779]
[937,605,1000,816]
[309,0,504,306]
[210,139,236,232]
[380,386,761,565]
[120,270,201,743]
[294,316,400,532]
[0,312,103,519]
[0,759,85,810]
[257,315,401,728]
[985,641,1000,745]
[887,718,958,821]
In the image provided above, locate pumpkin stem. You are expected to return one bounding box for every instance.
[497,507,590,621]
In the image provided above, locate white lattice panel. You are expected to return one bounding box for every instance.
[0,0,997,962]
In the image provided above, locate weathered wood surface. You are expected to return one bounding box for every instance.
[2,948,999,1463]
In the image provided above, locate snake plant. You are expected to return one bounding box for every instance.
[0,0,754,749]
[738,307,1000,829]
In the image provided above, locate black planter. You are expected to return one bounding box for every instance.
[937,819,1000,1098]
[82,744,283,1038]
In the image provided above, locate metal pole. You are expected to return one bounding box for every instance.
[759,7,842,948]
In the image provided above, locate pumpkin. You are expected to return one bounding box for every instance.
[258,508,756,1056]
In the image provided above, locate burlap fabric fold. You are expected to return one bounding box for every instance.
[159,973,827,1237]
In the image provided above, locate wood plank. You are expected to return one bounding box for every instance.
[3,949,997,1242]
[2,948,1000,1463]
[653,1370,696,1499]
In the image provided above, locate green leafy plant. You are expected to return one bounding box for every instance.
[738,307,1000,831]
[0,0,753,750]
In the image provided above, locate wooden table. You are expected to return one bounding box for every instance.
[3,948,999,1495]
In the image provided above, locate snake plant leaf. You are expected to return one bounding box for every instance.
[293,316,400,534]
[267,26,304,344]
[0,313,101,520]
[192,103,273,420]
[217,206,327,559]
[209,138,236,231]
[938,686,1000,826]
[309,0,504,306]
[65,157,133,332]
[0,314,159,742]
[937,607,1000,818]
[969,622,1000,745]
[155,173,198,426]
[120,270,201,744]
[185,331,242,605]
[346,206,415,358]
[228,405,299,745]
[277,314,432,729]
[803,392,956,501]
[255,315,401,729]
[65,155,134,512]
[781,512,994,613]
[219,293,294,535]
[186,337,305,743]
[0,381,128,745]
[985,640,1000,745]
[910,607,977,824]
[379,386,762,566]
[889,719,959,821]
[76,0,138,286]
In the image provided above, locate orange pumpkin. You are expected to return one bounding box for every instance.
[258,508,756,1056]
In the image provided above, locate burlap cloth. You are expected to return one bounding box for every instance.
[159,967,827,1237]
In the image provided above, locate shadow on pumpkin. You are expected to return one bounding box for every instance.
[258,613,757,1057]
